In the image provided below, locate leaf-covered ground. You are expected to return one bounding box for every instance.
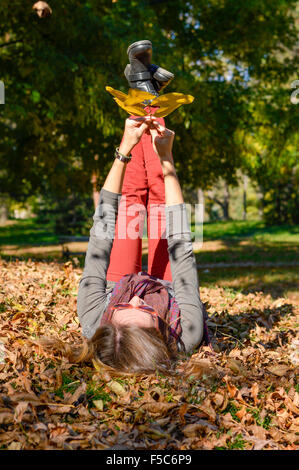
[0,259,298,450]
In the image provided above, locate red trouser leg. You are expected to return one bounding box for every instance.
[106,117,172,282]
[143,118,172,281]
[106,137,148,282]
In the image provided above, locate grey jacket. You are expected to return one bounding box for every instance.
[77,189,204,353]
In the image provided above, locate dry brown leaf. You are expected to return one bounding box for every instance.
[197,398,217,422]
[183,420,218,437]
[284,397,299,416]
[7,441,22,450]
[250,383,259,406]
[211,392,224,408]
[14,401,29,423]
[236,405,247,421]
[248,424,267,440]
[139,402,177,416]
[93,400,104,411]
[178,403,188,425]
[266,364,291,376]
[67,382,86,404]
[223,376,238,398]
[227,358,246,375]
[107,381,127,397]
[181,358,215,378]
[0,412,14,424]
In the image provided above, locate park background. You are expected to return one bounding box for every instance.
[0,0,298,451]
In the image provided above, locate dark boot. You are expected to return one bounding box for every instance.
[124,40,174,96]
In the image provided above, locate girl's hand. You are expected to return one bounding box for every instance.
[148,120,175,160]
[119,116,151,156]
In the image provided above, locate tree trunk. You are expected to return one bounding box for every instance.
[0,202,8,225]
[222,183,230,220]
[91,171,100,210]
[243,174,248,221]
[197,188,204,218]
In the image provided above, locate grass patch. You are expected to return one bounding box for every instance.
[222,402,240,422]
[0,218,58,246]
[55,373,80,399]
[249,408,272,429]
[216,433,246,450]
[86,382,112,408]
[194,220,299,243]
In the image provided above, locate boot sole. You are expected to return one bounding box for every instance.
[127,40,152,57]
[153,67,174,82]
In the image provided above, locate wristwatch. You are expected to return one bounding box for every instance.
[115,147,132,163]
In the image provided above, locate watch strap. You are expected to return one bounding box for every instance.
[115,147,132,163]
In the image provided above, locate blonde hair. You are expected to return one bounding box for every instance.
[38,323,183,376]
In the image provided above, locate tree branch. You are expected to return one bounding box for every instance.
[0,39,23,49]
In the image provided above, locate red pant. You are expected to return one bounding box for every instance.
[107,117,172,282]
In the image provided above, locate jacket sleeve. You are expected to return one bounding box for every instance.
[165,203,204,353]
[77,188,120,339]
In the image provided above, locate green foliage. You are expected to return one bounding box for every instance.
[249,408,273,429]
[36,193,93,236]
[222,401,240,421]
[216,433,246,450]
[198,219,299,242]
[240,85,299,225]
[0,0,298,227]
[86,382,112,408]
[55,373,79,399]
[0,217,58,246]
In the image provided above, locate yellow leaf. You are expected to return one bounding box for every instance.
[106,86,194,117]
[114,98,147,116]
[154,92,194,106]
[153,92,194,117]
[124,88,156,106]
[105,86,128,102]
[13,303,25,312]
[92,359,102,371]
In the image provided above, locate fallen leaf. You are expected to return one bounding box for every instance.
[107,381,127,397]
[7,441,22,450]
[139,402,177,416]
[250,383,259,406]
[93,400,103,411]
[183,420,218,437]
[266,365,290,376]
[14,401,29,423]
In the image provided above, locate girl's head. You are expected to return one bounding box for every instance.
[89,323,176,374]
[39,295,184,375]
[91,294,183,373]
[39,322,179,376]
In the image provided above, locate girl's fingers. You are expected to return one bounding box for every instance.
[139,121,149,133]
[152,120,165,131]
[149,127,159,138]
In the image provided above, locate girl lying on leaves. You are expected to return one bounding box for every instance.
[41,116,209,375]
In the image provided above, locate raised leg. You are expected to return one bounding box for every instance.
[142,117,172,281]
[106,137,148,282]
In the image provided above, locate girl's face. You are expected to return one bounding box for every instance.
[111,296,158,329]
